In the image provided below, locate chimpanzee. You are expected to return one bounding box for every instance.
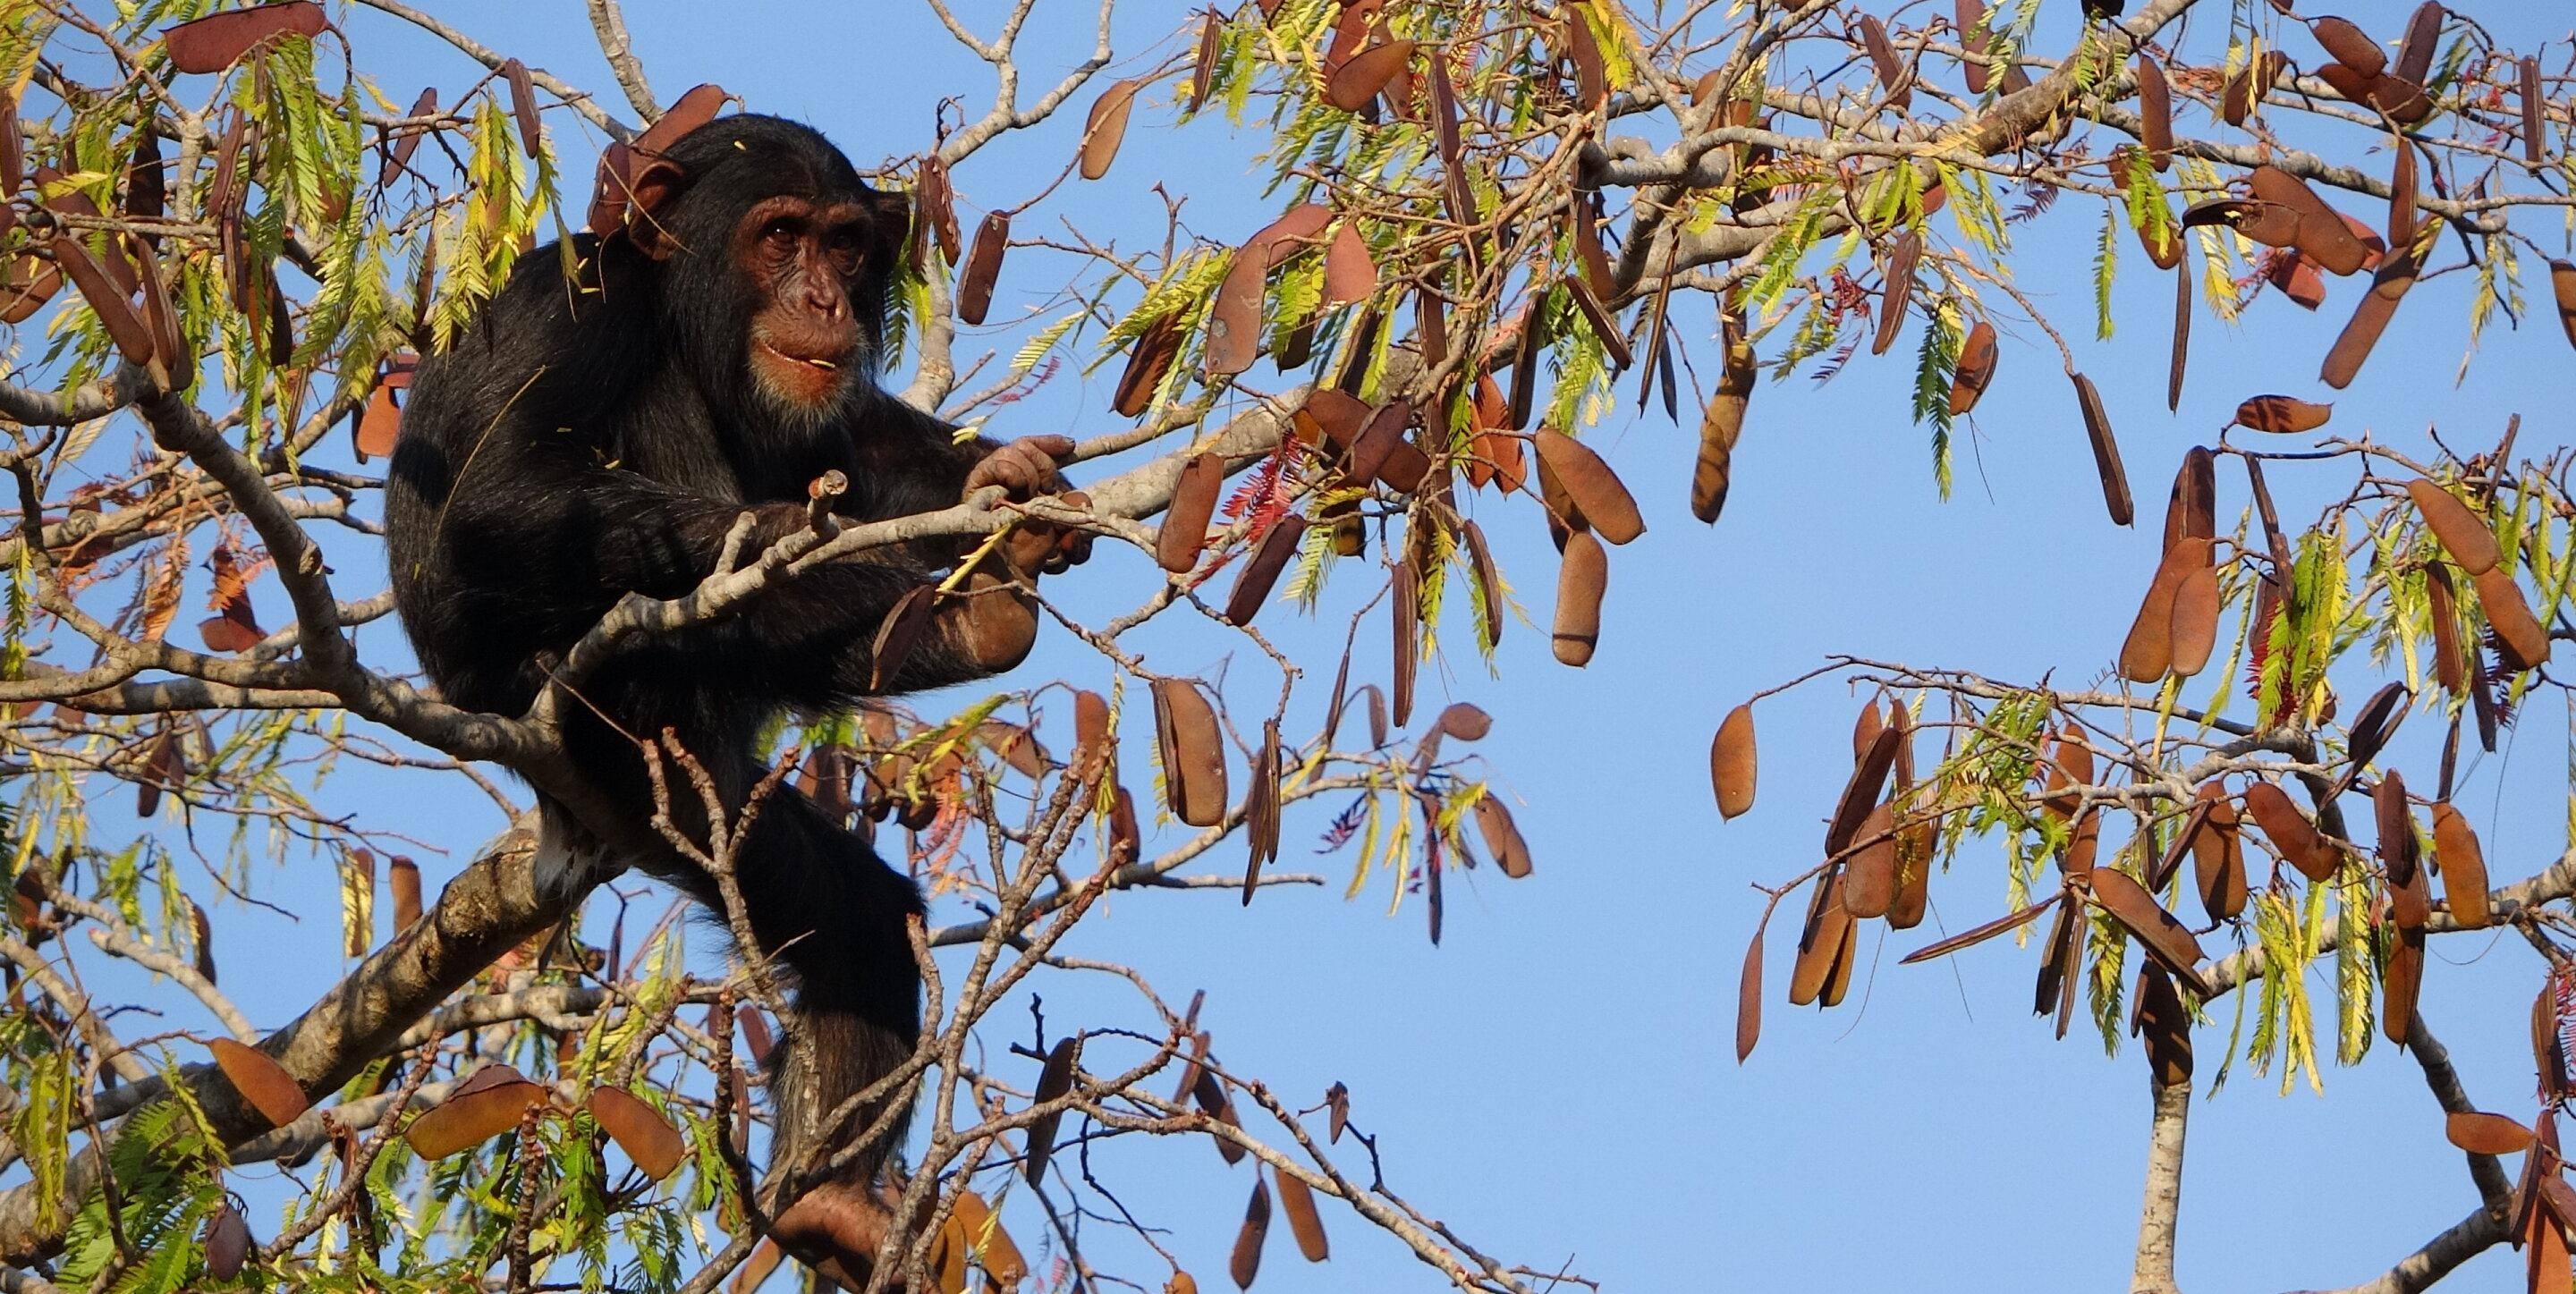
[384,114,1081,1278]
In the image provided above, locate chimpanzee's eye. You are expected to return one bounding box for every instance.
[826,228,863,273]
[761,220,798,252]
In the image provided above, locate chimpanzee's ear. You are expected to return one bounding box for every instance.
[621,159,691,261]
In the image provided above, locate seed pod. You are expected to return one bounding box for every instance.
[1229,1175,1271,1290]
[1071,689,1113,784]
[955,210,1008,326]
[0,257,60,324]
[2161,447,2216,553]
[1326,40,1414,113]
[2547,258,2576,353]
[2168,560,2221,679]
[1242,720,1281,899]
[389,856,423,931]
[204,1205,252,1280]
[588,1087,686,1180]
[2087,867,2210,995]
[2472,565,2550,672]
[1956,0,1993,93]
[1535,429,1644,544]
[1551,530,1606,666]
[209,1037,311,1129]
[1857,14,1910,113]
[1475,793,1533,878]
[2244,781,2334,880]
[1224,517,1309,626]
[2425,563,2466,696]
[1788,875,1852,1006]
[1873,230,1918,354]
[2389,140,2420,258]
[1323,220,1377,305]
[1843,802,1901,918]
[2120,541,2193,682]
[2430,802,2490,928]
[2446,1111,2535,1156]
[1948,319,1998,416]
[2250,166,2368,277]
[1022,1035,1080,1186]
[1390,547,1419,726]
[503,58,541,157]
[2222,49,2287,126]
[2320,271,2405,389]
[2383,925,2423,1045]
[1693,312,1755,521]
[2308,16,2385,78]
[53,236,154,364]
[2235,395,2333,433]
[1157,452,1224,574]
[1826,724,1905,858]
[1735,926,1764,1061]
[1462,520,1504,647]
[2136,54,2173,170]
[1079,79,1140,180]
[2344,681,2411,775]
[1152,679,1228,827]
[1711,704,1757,819]
[2072,373,2132,527]
[2190,783,2247,922]
[2392,1,2443,86]
[2405,478,2499,575]
[162,1,326,73]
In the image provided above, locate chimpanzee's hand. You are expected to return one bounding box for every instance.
[967,436,1091,575]
[962,434,1077,502]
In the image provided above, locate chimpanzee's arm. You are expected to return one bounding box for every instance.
[434,433,1025,706]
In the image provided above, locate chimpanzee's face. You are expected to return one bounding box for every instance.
[732,193,880,414]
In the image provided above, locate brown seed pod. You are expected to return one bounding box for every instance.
[2308,15,2386,78]
[1551,529,1607,666]
[1274,1164,1329,1262]
[2222,49,2288,126]
[1474,794,1533,878]
[1956,0,1992,93]
[1711,704,1757,819]
[2243,781,2334,881]
[1788,875,1852,1006]
[1229,1175,1271,1290]
[2037,726,2093,820]
[1114,313,1183,418]
[2393,1,2443,86]
[1391,547,1419,726]
[1021,1035,1080,1186]
[1936,325,1997,429]
[2320,270,2405,389]
[587,1087,685,1180]
[1152,679,1229,827]
[2034,896,2078,1024]
[1851,700,1885,764]
[2430,802,2490,928]
[2062,807,2104,875]
[1693,312,1755,521]
[955,210,1009,326]
[1535,429,1644,544]
[1157,452,1224,574]
[2425,562,2466,696]
[208,1036,311,1129]
[2087,867,2211,996]
[1323,221,1377,305]
[1326,40,1414,112]
[2344,681,2412,774]
[2190,783,2247,922]
[0,257,61,325]
[2472,564,2550,672]
[1563,5,1608,108]
[162,1,326,73]
[1874,230,1918,354]
[2234,395,2333,433]
[203,1204,252,1280]
[2383,924,2424,1045]
[2250,166,2368,276]
[1242,720,1282,899]
[1826,723,1905,858]
[1843,802,1901,919]
[2134,963,2194,1085]
[2538,257,2576,350]
[404,1069,547,1159]
[1070,689,1113,784]
[2182,197,2300,249]
[2389,139,2420,258]
[1223,517,1309,627]
[2168,561,2221,679]
[1564,276,1632,370]
[1461,519,1504,647]
[1079,79,1140,180]
[1735,925,1764,1062]
[52,236,154,364]
[2521,55,2546,165]
[2162,447,2216,553]
[2446,1111,2536,1156]
[502,58,541,157]
[2120,542,2193,682]
[2374,766,2419,880]
[2405,478,2500,575]
[1572,194,1614,300]
[2072,373,2132,527]
[1857,14,1910,113]
[2136,54,2173,170]
[1898,894,2055,964]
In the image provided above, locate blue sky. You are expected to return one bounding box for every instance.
[97,2,2576,1290]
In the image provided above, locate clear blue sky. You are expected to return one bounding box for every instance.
[130,3,2576,1290]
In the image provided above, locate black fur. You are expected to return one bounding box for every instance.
[385,115,1001,1183]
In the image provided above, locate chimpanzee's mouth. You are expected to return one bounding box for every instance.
[757,340,842,372]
